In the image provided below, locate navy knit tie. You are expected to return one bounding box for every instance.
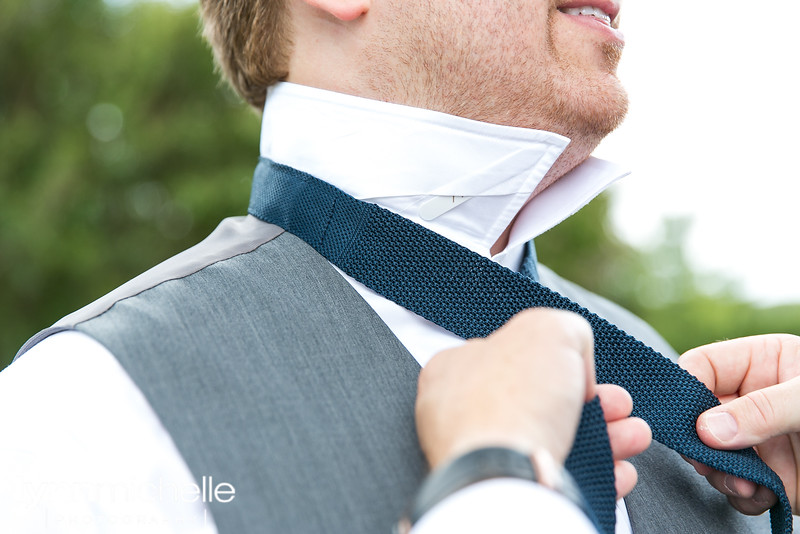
[248,158,792,534]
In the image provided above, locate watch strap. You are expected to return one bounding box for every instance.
[406,447,589,527]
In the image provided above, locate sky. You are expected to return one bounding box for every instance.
[594,0,800,306]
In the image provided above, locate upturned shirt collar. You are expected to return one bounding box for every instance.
[260,82,629,267]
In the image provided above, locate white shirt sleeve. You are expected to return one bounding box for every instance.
[411,478,599,534]
[0,330,215,533]
[1,331,633,534]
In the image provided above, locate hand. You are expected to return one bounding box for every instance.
[679,334,800,514]
[415,308,651,498]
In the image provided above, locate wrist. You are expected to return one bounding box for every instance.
[427,434,542,471]
[397,446,587,533]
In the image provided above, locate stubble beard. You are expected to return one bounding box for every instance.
[359,5,628,147]
[543,30,628,145]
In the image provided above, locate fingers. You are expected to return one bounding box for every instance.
[597,384,651,459]
[572,315,596,403]
[607,417,651,461]
[679,334,800,397]
[685,461,777,516]
[680,334,800,449]
[614,460,638,498]
[598,382,651,499]
[710,472,776,516]
[678,336,800,515]
[416,309,597,469]
[596,382,651,498]
[506,308,596,401]
[704,470,758,500]
[684,456,712,476]
[727,485,778,516]
[697,378,800,449]
[596,384,633,422]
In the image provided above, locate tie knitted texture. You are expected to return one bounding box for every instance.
[249,158,792,534]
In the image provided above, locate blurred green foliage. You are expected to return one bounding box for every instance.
[1,0,258,364]
[536,199,800,354]
[1,0,797,367]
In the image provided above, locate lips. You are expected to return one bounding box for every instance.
[557,0,621,29]
[560,6,612,26]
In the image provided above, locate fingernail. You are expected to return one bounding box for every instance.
[723,475,740,496]
[702,412,738,443]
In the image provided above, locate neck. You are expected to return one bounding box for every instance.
[261,83,627,262]
[490,136,598,255]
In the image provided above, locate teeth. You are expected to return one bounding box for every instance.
[560,6,612,24]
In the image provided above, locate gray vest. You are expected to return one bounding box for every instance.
[18,215,774,533]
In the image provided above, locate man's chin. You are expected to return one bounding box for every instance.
[569,43,628,138]
[577,81,628,140]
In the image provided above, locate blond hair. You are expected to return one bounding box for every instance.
[199,0,291,109]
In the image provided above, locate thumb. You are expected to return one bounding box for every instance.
[697,379,800,449]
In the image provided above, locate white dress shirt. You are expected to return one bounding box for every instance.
[0,82,633,533]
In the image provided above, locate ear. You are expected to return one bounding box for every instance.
[301,0,370,22]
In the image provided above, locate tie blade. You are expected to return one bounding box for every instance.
[566,397,617,534]
[251,159,793,534]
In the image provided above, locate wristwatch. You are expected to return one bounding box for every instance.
[396,447,588,533]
